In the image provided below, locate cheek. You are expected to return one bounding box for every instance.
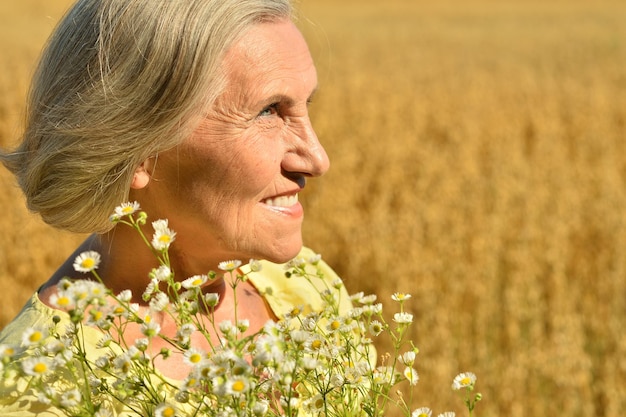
[174,124,284,198]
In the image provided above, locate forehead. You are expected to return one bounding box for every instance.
[219,20,317,99]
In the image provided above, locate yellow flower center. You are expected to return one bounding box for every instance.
[330,320,341,331]
[159,235,171,244]
[56,296,71,307]
[311,339,322,350]
[314,397,325,409]
[33,362,48,374]
[122,206,134,214]
[231,380,246,392]
[189,353,202,364]
[192,278,203,286]
[461,377,471,385]
[29,331,43,343]
[162,406,176,417]
[81,258,95,269]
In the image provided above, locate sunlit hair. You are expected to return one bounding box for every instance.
[0,0,291,233]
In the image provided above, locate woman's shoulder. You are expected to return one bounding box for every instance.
[0,290,101,350]
[0,292,55,345]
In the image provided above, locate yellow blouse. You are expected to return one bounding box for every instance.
[0,247,353,416]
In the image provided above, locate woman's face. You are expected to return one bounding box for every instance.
[136,19,329,270]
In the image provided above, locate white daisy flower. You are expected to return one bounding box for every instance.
[224,376,251,395]
[329,373,344,388]
[112,354,132,376]
[359,294,378,304]
[183,348,207,367]
[49,292,74,310]
[36,386,55,405]
[252,400,270,416]
[22,356,54,377]
[452,372,477,390]
[86,308,107,327]
[181,370,202,391]
[349,292,365,302]
[142,278,159,300]
[204,292,220,307]
[372,366,396,385]
[301,356,318,371]
[306,394,325,412]
[67,280,106,308]
[248,259,263,272]
[392,292,412,301]
[182,274,208,289]
[149,292,170,312]
[72,251,101,273]
[285,257,305,269]
[219,320,236,337]
[369,320,384,336]
[412,407,432,417]
[22,327,48,347]
[151,265,172,282]
[437,413,456,417]
[308,253,322,264]
[237,319,250,333]
[94,355,110,370]
[218,259,242,272]
[326,317,343,333]
[155,403,178,417]
[140,321,161,338]
[404,366,419,385]
[367,303,383,315]
[0,344,17,359]
[151,219,176,251]
[393,312,414,324]
[399,350,417,366]
[117,289,132,302]
[113,201,141,218]
[60,388,81,408]
[176,323,197,340]
[134,338,149,352]
[344,366,364,384]
[89,375,102,389]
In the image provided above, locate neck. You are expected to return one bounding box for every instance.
[82,225,229,305]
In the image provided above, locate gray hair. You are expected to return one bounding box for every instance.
[1,0,292,233]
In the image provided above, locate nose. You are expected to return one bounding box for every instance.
[282,116,330,178]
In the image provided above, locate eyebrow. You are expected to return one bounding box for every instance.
[256,86,319,109]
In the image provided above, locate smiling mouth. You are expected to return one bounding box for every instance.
[262,193,299,208]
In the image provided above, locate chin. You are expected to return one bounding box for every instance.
[261,240,303,264]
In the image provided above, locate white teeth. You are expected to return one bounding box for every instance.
[264,194,298,208]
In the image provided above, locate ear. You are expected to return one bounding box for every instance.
[130,163,151,190]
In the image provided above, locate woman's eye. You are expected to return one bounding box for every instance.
[258,103,279,117]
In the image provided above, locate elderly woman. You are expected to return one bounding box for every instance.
[0,0,355,415]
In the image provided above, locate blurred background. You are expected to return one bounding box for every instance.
[1,0,625,416]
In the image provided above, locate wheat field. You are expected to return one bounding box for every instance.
[2,1,626,416]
